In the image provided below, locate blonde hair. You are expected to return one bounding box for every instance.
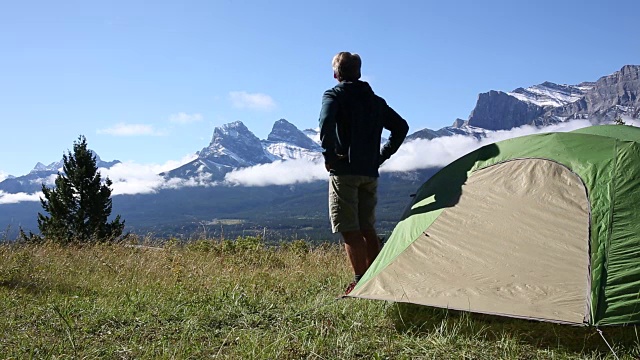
[332,52,362,81]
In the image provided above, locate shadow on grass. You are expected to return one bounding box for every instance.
[388,303,640,357]
[0,278,93,297]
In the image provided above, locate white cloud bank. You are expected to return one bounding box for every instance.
[0,191,43,205]
[2,120,637,202]
[382,120,594,172]
[101,154,199,195]
[97,123,166,136]
[225,158,327,186]
[0,171,8,182]
[229,91,276,111]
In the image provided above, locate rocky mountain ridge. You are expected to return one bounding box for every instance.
[0,153,121,194]
[457,65,639,130]
[161,119,322,181]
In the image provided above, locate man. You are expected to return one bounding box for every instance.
[318,52,409,295]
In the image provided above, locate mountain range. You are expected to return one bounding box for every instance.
[1,65,638,241]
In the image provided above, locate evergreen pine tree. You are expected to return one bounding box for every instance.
[38,135,125,243]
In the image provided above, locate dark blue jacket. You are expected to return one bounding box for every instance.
[319,80,409,177]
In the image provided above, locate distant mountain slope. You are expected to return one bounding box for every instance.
[552,65,640,122]
[261,119,322,162]
[0,152,120,194]
[508,81,593,108]
[162,119,322,181]
[457,65,639,130]
[161,121,274,181]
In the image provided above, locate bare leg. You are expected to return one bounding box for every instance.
[361,228,381,269]
[341,230,367,276]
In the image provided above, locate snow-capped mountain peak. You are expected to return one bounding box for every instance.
[163,120,277,179]
[267,119,319,149]
[29,150,120,174]
[2,151,121,195]
[219,121,244,138]
[508,81,592,107]
[198,121,273,166]
[30,159,63,173]
[262,119,321,162]
[32,162,49,172]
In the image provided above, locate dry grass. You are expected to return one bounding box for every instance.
[1,239,639,359]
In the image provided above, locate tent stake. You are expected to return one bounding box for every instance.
[596,328,620,360]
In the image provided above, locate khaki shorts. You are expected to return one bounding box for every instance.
[329,175,378,233]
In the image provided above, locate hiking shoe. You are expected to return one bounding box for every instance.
[344,281,357,296]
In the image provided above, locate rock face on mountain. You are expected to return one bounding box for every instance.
[266,119,319,149]
[30,152,120,174]
[510,81,591,107]
[405,128,440,141]
[199,121,274,167]
[262,119,322,162]
[405,125,487,141]
[590,64,640,114]
[455,65,640,131]
[554,65,640,121]
[164,120,324,180]
[466,90,547,130]
[451,118,467,128]
[162,121,275,180]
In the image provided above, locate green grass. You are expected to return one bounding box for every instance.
[1,239,639,359]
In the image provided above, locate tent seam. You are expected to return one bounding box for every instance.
[598,139,618,325]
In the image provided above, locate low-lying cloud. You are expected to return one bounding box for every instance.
[100,154,199,195]
[0,191,43,205]
[225,158,327,186]
[382,120,594,172]
[1,120,637,203]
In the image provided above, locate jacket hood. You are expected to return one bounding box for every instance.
[335,80,375,97]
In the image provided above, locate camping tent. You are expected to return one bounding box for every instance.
[348,125,640,326]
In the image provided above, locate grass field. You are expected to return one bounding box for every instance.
[1,238,639,359]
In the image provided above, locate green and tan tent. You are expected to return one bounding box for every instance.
[349,125,640,326]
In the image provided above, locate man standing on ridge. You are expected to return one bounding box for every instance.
[318,52,409,295]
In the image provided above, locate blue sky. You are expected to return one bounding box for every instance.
[1,0,639,178]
